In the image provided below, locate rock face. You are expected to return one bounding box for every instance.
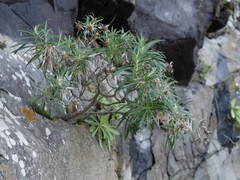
[0,34,118,180]
[116,2,240,180]
[1,0,240,180]
[0,0,134,40]
[0,0,29,4]
[207,1,234,35]
[128,0,218,85]
[0,0,79,39]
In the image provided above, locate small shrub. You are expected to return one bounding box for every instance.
[85,115,120,150]
[12,16,192,149]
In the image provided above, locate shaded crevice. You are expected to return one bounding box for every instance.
[76,0,134,31]
[129,132,155,180]
[47,0,55,12]
[95,0,114,18]
[136,135,155,180]
[214,78,240,149]
[166,150,171,179]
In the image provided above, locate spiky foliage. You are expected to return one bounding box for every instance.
[12,15,192,149]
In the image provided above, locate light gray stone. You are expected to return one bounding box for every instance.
[0,34,118,180]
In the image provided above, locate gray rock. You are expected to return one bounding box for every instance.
[0,0,29,4]
[128,0,217,84]
[1,0,240,179]
[0,0,78,39]
[131,128,153,180]
[199,13,240,148]
[118,5,240,179]
[0,34,118,180]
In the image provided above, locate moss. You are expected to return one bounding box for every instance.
[30,102,52,120]
[197,56,213,78]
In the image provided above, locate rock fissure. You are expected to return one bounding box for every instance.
[166,150,171,179]
[136,134,156,180]
[7,4,33,29]
[193,145,225,177]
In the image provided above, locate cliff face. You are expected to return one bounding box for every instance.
[0,0,240,180]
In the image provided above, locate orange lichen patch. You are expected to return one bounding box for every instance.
[21,107,36,122]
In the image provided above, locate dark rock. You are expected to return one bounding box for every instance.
[0,0,29,4]
[0,0,79,39]
[0,3,30,39]
[128,0,218,85]
[112,1,134,30]
[77,0,134,31]
[214,75,240,148]
[207,1,234,34]
[155,38,196,85]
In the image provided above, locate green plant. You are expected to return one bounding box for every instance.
[197,56,213,78]
[85,115,120,150]
[230,98,240,124]
[12,15,192,149]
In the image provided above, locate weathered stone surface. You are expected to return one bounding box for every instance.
[117,4,240,179]
[0,34,118,180]
[131,128,153,180]
[0,0,79,39]
[193,131,240,180]
[0,0,29,4]
[198,12,240,148]
[128,0,218,85]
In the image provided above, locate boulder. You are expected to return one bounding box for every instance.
[0,34,118,180]
[0,0,79,39]
[128,0,218,85]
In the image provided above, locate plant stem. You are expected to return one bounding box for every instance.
[61,91,99,121]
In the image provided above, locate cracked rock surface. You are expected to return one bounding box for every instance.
[0,0,78,39]
[117,3,240,180]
